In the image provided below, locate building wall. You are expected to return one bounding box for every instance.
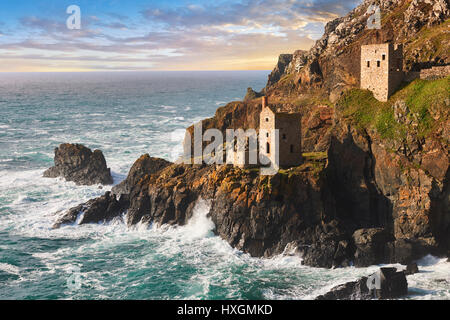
[259,107,276,166]
[361,43,390,101]
[275,114,302,167]
[388,44,404,97]
[259,107,302,168]
[420,65,450,80]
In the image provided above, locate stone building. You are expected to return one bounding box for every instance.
[361,43,404,102]
[259,96,302,168]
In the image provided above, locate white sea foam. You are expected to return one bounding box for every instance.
[0,263,20,275]
[1,72,448,299]
[181,198,215,240]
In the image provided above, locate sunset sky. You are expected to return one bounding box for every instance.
[0,0,362,72]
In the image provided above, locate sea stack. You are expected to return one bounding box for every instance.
[43,143,113,186]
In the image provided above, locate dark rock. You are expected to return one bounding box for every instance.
[44,143,113,186]
[405,263,419,275]
[327,115,447,266]
[353,228,394,267]
[266,54,293,88]
[387,239,438,265]
[316,267,408,300]
[316,276,372,300]
[300,221,354,268]
[376,267,408,299]
[243,87,263,101]
[53,153,171,228]
[112,154,171,196]
[52,191,128,229]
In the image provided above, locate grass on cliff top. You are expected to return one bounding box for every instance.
[338,76,450,141]
[277,152,327,179]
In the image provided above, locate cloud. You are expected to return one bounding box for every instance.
[96,22,129,30]
[141,0,360,28]
[1,0,362,71]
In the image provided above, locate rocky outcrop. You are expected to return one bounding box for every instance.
[52,0,449,271]
[325,100,449,265]
[285,50,308,74]
[124,162,332,258]
[266,54,293,88]
[316,276,373,300]
[52,191,128,229]
[44,144,113,186]
[353,228,394,267]
[316,267,408,300]
[53,155,171,228]
[265,0,450,97]
[404,0,449,33]
[243,87,263,102]
[112,154,171,196]
[405,262,419,275]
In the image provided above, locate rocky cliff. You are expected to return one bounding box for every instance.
[326,78,449,265]
[44,143,113,186]
[52,0,449,269]
[266,0,450,100]
[198,0,449,153]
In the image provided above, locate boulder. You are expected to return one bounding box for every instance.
[315,277,372,300]
[405,263,419,275]
[316,267,408,300]
[300,221,354,268]
[353,228,394,267]
[375,267,408,299]
[44,143,113,186]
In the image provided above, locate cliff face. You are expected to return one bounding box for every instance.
[190,1,449,153]
[327,115,448,265]
[53,0,449,269]
[266,0,450,100]
[55,78,449,267]
[325,77,449,264]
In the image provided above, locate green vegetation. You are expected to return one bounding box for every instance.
[293,94,333,108]
[339,89,385,130]
[338,77,450,142]
[278,73,295,86]
[302,152,328,162]
[279,156,327,179]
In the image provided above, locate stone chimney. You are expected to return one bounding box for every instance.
[262,96,268,109]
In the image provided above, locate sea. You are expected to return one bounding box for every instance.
[0,71,448,300]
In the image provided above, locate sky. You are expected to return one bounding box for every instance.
[0,0,362,72]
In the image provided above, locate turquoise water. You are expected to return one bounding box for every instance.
[0,71,448,299]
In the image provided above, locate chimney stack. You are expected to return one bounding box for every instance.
[262,96,268,109]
